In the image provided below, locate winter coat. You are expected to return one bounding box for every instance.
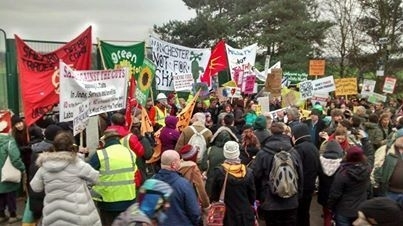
[327,162,371,218]
[28,140,54,214]
[294,135,320,191]
[210,163,256,226]
[253,115,271,145]
[159,116,180,152]
[364,122,384,150]
[304,119,327,149]
[0,134,25,194]
[372,144,400,195]
[175,121,213,153]
[251,134,303,211]
[178,160,210,209]
[245,111,257,126]
[317,156,342,206]
[200,127,238,195]
[30,151,101,226]
[153,169,201,226]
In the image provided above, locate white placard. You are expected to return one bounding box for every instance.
[59,61,128,122]
[73,100,90,136]
[226,43,258,83]
[257,96,271,113]
[173,73,194,91]
[361,79,376,97]
[312,76,336,93]
[311,93,329,106]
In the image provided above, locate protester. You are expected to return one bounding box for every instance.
[353,197,403,226]
[210,141,256,226]
[30,131,101,226]
[159,116,180,152]
[0,120,25,224]
[239,124,260,165]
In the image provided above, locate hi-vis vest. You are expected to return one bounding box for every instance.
[92,144,137,203]
[155,106,167,126]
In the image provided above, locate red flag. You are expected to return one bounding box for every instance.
[125,76,136,128]
[15,27,92,126]
[200,40,228,86]
[0,110,12,133]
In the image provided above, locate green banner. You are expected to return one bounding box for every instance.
[99,41,145,79]
[136,58,156,106]
[283,71,308,84]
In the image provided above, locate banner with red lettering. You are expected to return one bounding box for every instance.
[15,26,92,125]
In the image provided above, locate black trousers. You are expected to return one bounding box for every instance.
[264,208,298,226]
[297,190,314,226]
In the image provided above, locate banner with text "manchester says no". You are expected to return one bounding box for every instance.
[15,27,92,126]
[59,61,128,122]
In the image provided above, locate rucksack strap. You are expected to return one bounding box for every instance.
[190,126,208,136]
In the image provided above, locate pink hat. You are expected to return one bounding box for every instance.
[179,144,198,161]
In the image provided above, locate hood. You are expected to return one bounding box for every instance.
[364,122,378,130]
[320,156,342,176]
[342,162,371,181]
[106,125,130,137]
[153,169,181,185]
[211,126,238,147]
[263,134,293,152]
[36,151,77,173]
[0,134,11,147]
[254,115,267,130]
[178,161,198,179]
[323,140,344,159]
[165,116,178,129]
[222,162,246,178]
[31,140,54,153]
[294,135,312,145]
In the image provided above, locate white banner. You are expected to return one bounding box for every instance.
[173,73,194,91]
[150,36,210,91]
[73,100,90,136]
[59,61,128,122]
[255,61,281,82]
[361,79,376,97]
[226,43,258,84]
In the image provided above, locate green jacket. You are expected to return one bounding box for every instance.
[364,122,384,150]
[0,134,25,193]
[372,145,399,195]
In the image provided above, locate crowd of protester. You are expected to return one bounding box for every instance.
[0,91,403,226]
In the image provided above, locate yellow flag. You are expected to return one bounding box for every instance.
[176,90,200,132]
[140,106,154,136]
[222,80,237,87]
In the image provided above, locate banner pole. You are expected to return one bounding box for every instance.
[97,38,107,70]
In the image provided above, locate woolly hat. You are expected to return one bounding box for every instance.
[310,108,322,116]
[243,124,253,131]
[254,115,267,130]
[11,115,23,127]
[323,141,344,159]
[346,145,364,162]
[44,125,63,141]
[291,123,310,140]
[179,144,198,161]
[358,197,402,226]
[223,141,240,160]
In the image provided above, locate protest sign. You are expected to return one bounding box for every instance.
[361,79,376,97]
[242,74,256,94]
[309,60,325,76]
[368,92,387,104]
[150,36,210,91]
[334,78,357,96]
[311,93,329,107]
[283,71,308,84]
[265,68,283,97]
[312,76,336,93]
[73,100,90,136]
[299,80,314,99]
[59,61,128,122]
[173,73,194,91]
[257,96,271,113]
[226,43,257,86]
[382,77,397,94]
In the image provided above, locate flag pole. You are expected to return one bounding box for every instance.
[97,37,107,70]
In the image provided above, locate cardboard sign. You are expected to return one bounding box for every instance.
[382,77,397,94]
[361,79,376,97]
[265,68,283,97]
[309,60,325,76]
[334,78,357,96]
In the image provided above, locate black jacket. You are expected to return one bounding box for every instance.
[293,136,320,191]
[327,162,371,217]
[251,134,303,211]
[304,119,327,149]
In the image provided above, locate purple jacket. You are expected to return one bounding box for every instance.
[160,116,180,152]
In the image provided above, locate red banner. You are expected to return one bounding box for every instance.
[15,27,92,125]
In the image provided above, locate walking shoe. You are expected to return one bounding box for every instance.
[8,216,21,224]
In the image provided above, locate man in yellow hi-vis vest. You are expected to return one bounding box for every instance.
[89,128,137,225]
[154,93,169,130]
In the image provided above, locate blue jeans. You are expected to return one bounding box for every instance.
[387,191,403,205]
[335,214,354,226]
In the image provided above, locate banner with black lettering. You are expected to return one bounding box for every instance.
[150,36,210,91]
[225,43,257,86]
[15,27,92,126]
[59,61,128,122]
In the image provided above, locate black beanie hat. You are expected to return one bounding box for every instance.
[29,125,44,141]
[44,125,63,141]
[291,123,310,140]
[358,197,402,226]
[323,141,344,159]
[11,115,23,127]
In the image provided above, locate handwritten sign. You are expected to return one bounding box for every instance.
[73,100,90,136]
[334,78,357,96]
[257,96,271,113]
[309,60,325,76]
[59,61,128,122]
[382,77,397,94]
[242,74,256,94]
[173,73,194,91]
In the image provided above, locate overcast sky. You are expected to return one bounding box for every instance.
[0,0,195,42]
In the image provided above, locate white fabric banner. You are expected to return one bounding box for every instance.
[226,43,258,83]
[59,61,128,122]
[150,36,210,91]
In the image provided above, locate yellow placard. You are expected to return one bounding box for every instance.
[334,78,357,96]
